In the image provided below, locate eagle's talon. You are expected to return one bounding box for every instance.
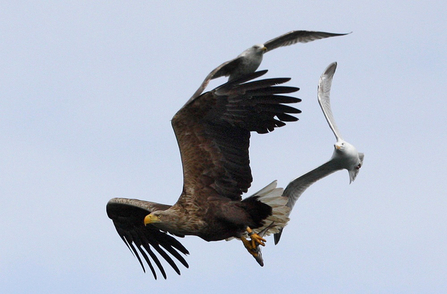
[246,226,266,247]
[251,233,266,247]
[242,237,259,257]
[242,227,267,258]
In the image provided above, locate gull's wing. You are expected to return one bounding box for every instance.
[273,159,341,244]
[190,57,243,100]
[318,62,343,141]
[173,71,301,202]
[264,31,350,52]
[106,198,189,279]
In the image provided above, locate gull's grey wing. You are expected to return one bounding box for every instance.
[106,198,189,279]
[264,31,350,52]
[190,57,243,100]
[318,62,342,141]
[274,159,340,244]
[210,57,244,79]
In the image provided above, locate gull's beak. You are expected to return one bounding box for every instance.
[144,214,160,226]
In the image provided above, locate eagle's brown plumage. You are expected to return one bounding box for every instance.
[106,70,300,279]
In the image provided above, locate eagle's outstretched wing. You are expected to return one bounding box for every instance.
[106,198,189,279]
[174,71,301,202]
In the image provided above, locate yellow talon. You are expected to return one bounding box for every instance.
[242,227,267,257]
[251,233,266,247]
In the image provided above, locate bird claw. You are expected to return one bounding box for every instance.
[242,236,262,257]
[250,233,266,248]
[241,223,275,266]
[241,227,266,257]
[241,235,265,266]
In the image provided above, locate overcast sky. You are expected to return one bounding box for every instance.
[1,1,446,293]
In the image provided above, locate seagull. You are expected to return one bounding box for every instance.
[272,62,364,244]
[191,30,350,99]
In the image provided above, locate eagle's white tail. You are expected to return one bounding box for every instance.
[251,180,290,236]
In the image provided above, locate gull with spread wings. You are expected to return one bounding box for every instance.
[274,62,364,244]
[247,63,363,266]
[191,30,350,99]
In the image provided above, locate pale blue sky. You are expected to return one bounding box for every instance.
[1,1,446,293]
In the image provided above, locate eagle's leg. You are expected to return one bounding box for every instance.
[241,227,266,257]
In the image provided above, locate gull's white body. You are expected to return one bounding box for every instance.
[228,44,266,81]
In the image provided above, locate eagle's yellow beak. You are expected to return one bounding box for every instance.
[144,214,160,226]
[335,144,341,150]
[261,46,267,52]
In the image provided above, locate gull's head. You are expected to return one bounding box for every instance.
[257,44,268,53]
[332,140,364,183]
[242,44,267,56]
[252,44,267,52]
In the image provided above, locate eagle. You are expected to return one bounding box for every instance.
[191,30,349,99]
[106,70,301,279]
